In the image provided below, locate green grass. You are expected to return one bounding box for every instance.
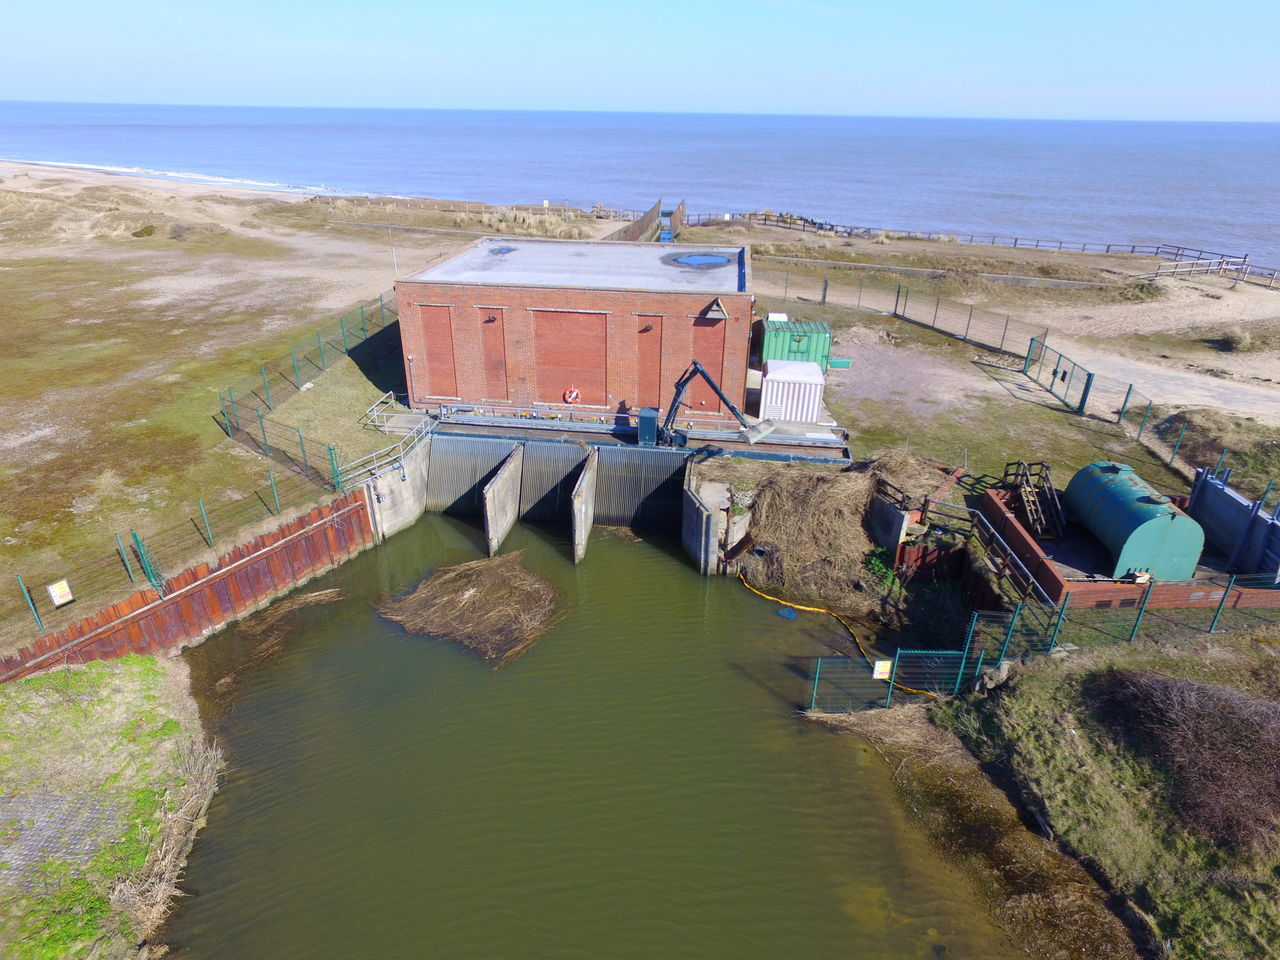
[939,632,1280,960]
[0,655,201,959]
[0,246,401,653]
[1150,406,1280,502]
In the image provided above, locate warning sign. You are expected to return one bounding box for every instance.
[873,659,893,680]
[47,580,74,608]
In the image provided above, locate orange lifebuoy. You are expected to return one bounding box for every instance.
[563,386,581,404]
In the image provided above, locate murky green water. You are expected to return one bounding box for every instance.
[166,515,1019,959]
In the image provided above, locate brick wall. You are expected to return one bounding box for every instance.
[395,281,753,418]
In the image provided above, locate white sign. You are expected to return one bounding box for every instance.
[873,660,893,680]
[47,580,74,607]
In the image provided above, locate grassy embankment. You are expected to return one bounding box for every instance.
[0,655,219,959]
[0,195,419,652]
[933,629,1280,960]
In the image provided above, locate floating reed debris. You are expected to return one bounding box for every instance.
[214,588,345,695]
[376,550,559,666]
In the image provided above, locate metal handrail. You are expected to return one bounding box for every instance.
[339,416,436,488]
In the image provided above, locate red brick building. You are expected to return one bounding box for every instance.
[394,237,753,419]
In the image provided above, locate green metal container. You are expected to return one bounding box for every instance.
[1063,462,1204,580]
[760,320,833,372]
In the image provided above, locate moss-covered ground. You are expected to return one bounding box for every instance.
[0,655,216,959]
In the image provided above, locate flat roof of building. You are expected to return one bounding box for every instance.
[406,237,749,293]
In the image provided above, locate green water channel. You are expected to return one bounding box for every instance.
[165,514,1021,959]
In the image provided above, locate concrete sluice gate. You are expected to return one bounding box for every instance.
[361,434,691,563]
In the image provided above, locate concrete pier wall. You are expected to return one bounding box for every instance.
[571,449,599,564]
[681,472,720,575]
[483,446,525,556]
[364,436,432,541]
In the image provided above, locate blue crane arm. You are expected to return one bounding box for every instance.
[659,360,749,444]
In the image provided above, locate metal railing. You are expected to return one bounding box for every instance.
[338,416,437,489]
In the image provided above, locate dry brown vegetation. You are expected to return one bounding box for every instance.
[213,589,345,695]
[1089,668,1280,852]
[735,450,946,612]
[377,551,559,666]
[811,705,1140,960]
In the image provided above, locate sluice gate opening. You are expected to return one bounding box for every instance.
[361,432,692,562]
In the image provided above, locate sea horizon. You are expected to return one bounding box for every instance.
[2,101,1277,262]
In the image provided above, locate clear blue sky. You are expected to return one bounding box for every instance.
[6,0,1278,120]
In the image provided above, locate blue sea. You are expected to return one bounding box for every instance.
[2,101,1278,263]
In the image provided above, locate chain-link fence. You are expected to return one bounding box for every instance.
[222,288,398,413]
[2,292,401,656]
[218,396,349,491]
[2,467,340,655]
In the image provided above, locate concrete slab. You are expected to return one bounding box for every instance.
[408,237,747,293]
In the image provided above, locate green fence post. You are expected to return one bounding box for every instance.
[1077,372,1095,415]
[954,615,978,695]
[261,366,273,410]
[996,605,1020,665]
[1260,478,1275,511]
[999,314,1009,351]
[1128,581,1154,642]
[361,304,369,339]
[1023,337,1037,374]
[963,305,973,341]
[297,427,310,471]
[292,347,302,389]
[972,649,986,679]
[16,575,44,632]
[317,331,326,370]
[340,318,349,354]
[269,472,281,514]
[901,287,909,317]
[1048,593,1070,652]
[1209,574,1237,633]
[131,531,164,593]
[808,657,823,711]
[1213,449,1228,476]
[219,392,232,436]
[1168,423,1188,465]
[227,387,242,429]
[378,294,386,326]
[885,650,901,708]
[328,444,343,491]
[1117,384,1133,423]
[1136,401,1153,440]
[115,533,136,583]
[257,408,270,456]
[893,284,901,315]
[197,498,214,547]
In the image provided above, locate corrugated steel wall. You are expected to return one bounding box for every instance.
[760,375,825,423]
[425,436,519,515]
[1,494,375,683]
[594,446,689,527]
[520,441,589,522]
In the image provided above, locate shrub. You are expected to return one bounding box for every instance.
[1222,325,1255,352]
[1088,668,1280,852]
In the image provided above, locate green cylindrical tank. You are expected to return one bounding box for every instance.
[760,319,832,372]
[1063,462,1204,580]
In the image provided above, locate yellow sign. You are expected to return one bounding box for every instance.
[873,660,893,680]
[47,579,74,608]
